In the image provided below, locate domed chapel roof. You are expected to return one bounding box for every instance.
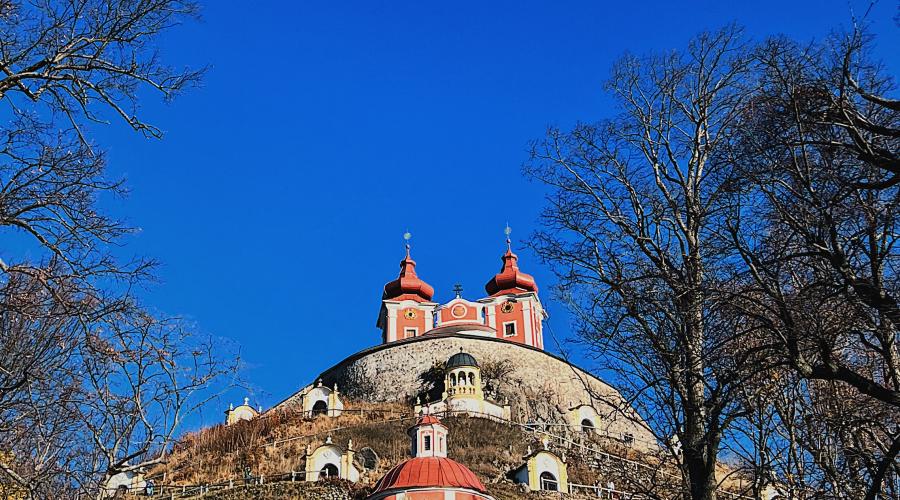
[372,413,487,495]
[446,351,478,369]
[372,457,486,494]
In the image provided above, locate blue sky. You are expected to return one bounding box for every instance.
[67,1,899,426]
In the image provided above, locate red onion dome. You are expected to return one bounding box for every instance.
[484,240,538,296]
[372,457,487,494]
[383,245,434,302]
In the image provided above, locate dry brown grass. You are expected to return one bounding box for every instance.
[151,401,668,499]
[152,402,409,484]
[152,401,562,489]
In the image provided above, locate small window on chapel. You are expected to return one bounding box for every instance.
[424,435,431,451]
[504,322,517,337]
[404,328,417,339]
[623,433,635,447]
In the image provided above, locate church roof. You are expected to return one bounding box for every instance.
[383,245,434,302]
[372,457,486,494]
[447,351,478,368]
[484,240,538,296]
[414,414,443,426]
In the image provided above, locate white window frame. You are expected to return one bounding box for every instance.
[539,472,559,491]
[404,327,418,339]
[502,321,517,337]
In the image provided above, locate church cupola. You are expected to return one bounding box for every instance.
[484,238,538,297]
[478,228,547,350]
[383,245,434,302]
[370,415,492,499]
[408,414,449,458]
[377,240,438,344]
[443,350,484,402]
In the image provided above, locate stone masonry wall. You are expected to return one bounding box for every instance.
[276,333,657,453]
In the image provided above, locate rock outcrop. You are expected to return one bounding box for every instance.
[273,332,656,452]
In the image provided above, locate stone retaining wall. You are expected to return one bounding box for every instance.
[275,333,657,452]
[197,482,353,499]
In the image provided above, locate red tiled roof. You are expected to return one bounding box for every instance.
[415,414,443,426]
[372,457,486,493]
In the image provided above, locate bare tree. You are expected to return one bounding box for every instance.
[526,26,757,500]
[723,30,900,498]
[0,0,202,139]
[786,30,899,189]
[0,1,234,498]
[81,311,232,497]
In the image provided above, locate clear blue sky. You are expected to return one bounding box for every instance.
[79,1,898,426]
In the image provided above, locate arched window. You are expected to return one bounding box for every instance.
[320,463,339,479]
[312,400,328,416]
[468,372,475,386]
[449,373,456,386]
[457,372,466,386]
[539,471,558,491]
[581,418,595,434]
[424,435,432,451]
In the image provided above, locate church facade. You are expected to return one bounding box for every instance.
[377,240,545,349]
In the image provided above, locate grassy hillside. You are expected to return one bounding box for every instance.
[144,399,755,500]
[146,401,620,499]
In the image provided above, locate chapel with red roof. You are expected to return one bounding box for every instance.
[367,415,495,500]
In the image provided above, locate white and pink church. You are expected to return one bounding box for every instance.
[377,238,546,349]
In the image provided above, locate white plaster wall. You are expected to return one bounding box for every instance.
[307,445,342,480]
[535,452,562,481]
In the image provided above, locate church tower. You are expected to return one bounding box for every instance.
[479,235,547,349]
[377,245,437,343]
[408,414,448,458]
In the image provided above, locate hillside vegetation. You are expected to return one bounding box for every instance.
[146,401,620,499]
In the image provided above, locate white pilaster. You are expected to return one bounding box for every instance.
[425,308,434,333]
[386,307,398,343]
[485,303,497,330]
[522,299,534,347]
